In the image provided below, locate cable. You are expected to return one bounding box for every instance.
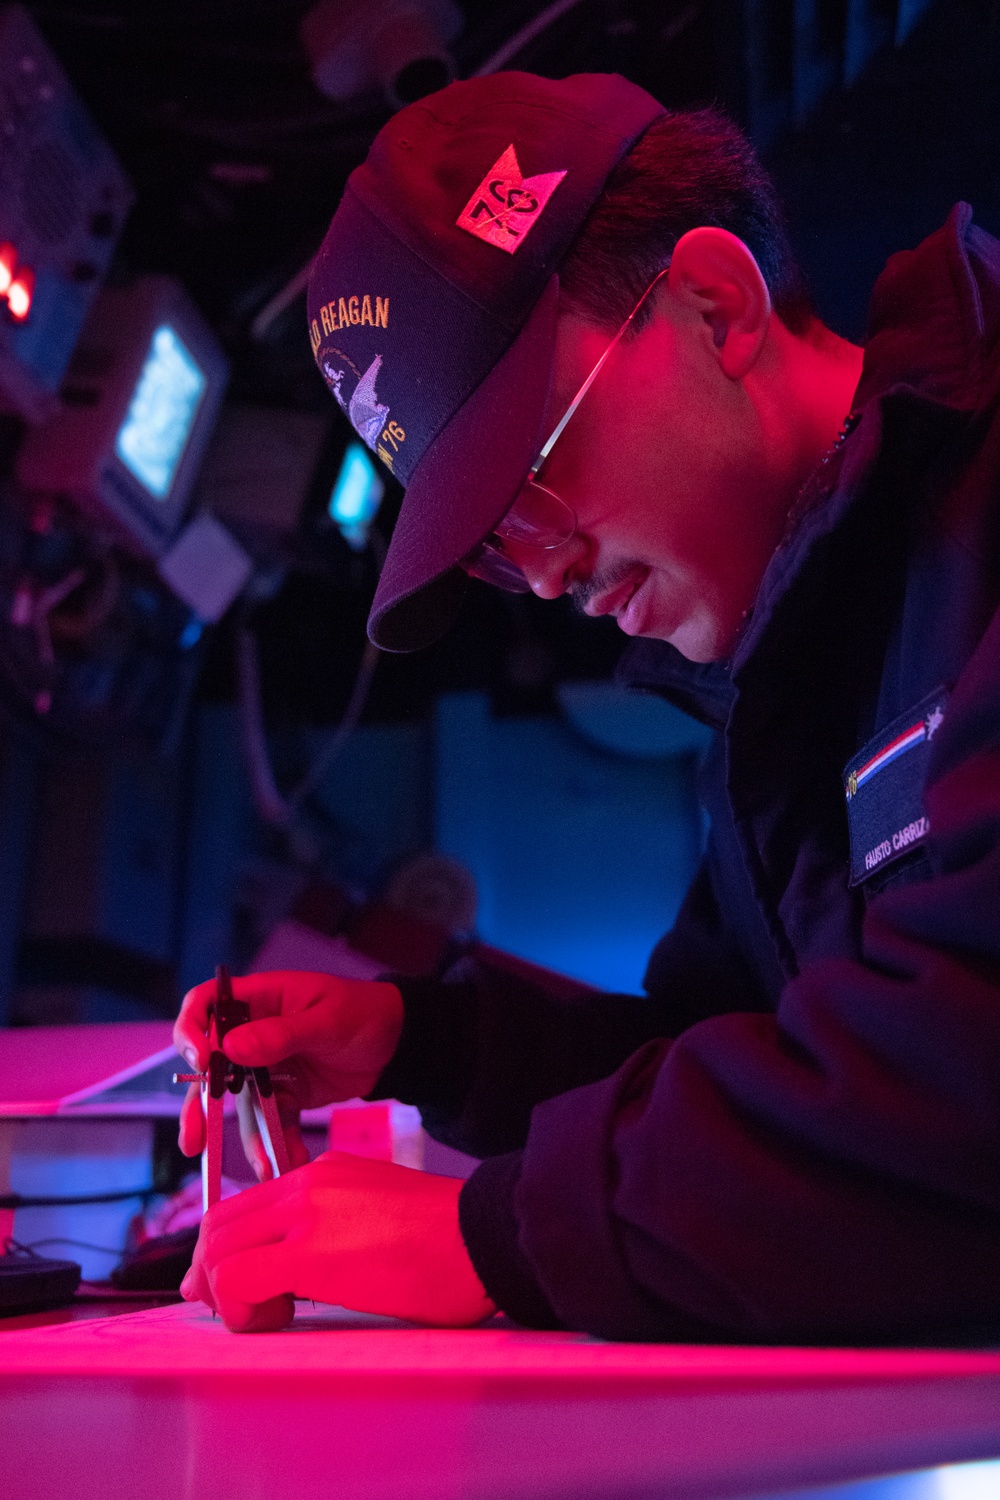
[1,1186,156,1210]
[286,640,380,812]
[74,1282,184,1301]
[4,1241,179,1299]
[471,0,589,76]
[236,530,386,829]
[21,1238,122,1258]
[250,254,318,341]
[4,1237,46,1258]
[235,622,294,827]
[237,628,382,826]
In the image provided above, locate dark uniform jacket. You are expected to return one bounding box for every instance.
[375,205,1000,1343]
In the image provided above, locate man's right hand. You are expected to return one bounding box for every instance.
[173,971,404,1181]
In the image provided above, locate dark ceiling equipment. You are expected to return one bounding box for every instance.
[300,0,464,111]
[0,4,132,424]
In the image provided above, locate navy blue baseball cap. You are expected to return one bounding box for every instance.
[307,72,665,651]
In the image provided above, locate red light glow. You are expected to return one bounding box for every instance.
[7,267,34,321]
[0,243,15,297]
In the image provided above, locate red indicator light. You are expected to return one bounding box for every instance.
[7,266,34,321]
[0,243,15,297]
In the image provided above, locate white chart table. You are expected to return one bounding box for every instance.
[2,1300,1000,1500]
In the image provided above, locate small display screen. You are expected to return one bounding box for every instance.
[328,441,384,549]
[114,324,206,500]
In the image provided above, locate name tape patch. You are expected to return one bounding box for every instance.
[843,688,948,886]
[456,145,566,255]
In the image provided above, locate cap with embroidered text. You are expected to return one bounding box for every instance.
[308,71,665,651]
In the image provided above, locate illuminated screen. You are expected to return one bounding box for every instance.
[114,324,206,500]
[328,441,384,548]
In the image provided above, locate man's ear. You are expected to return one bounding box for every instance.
[666,227,771,380]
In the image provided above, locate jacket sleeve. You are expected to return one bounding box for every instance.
[371,947,668,1159]
[459,615,1000,1342]
[370,820,776,1162]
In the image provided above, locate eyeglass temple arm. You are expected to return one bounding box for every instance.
[530,264,672,476]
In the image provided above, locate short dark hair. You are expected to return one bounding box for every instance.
[559,108,812,335]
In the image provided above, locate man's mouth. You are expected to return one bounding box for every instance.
[616,573,652,635]
[581,567,650,624]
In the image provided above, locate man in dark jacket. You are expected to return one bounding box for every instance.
[176,73,1000,1341]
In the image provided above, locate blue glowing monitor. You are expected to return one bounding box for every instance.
[114,324,206,500]
[328,441,384,548]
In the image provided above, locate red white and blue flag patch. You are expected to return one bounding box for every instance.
[843,689,948,885]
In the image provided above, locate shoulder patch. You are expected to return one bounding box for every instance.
[456,145,566,255]
[843,688,948,886]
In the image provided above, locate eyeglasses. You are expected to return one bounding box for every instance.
[463,264,672,593]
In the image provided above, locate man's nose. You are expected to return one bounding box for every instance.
[506,535,588,600]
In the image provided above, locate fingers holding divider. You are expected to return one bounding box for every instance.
[173,977,219,1071]
[178,1080,206,1157]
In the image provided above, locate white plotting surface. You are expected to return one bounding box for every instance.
[5,1298,1000,1382]
[3,1304,1000,1500]
[934,1460,1000,1498]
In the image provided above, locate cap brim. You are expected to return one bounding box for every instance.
[367,276,560,652]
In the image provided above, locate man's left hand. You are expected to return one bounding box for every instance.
[180,1152,497,1332]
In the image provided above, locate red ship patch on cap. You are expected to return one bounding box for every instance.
[456,145,566,254]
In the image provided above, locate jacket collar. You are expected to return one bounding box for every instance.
[615,642,732,730]
[854,202,1000,416]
